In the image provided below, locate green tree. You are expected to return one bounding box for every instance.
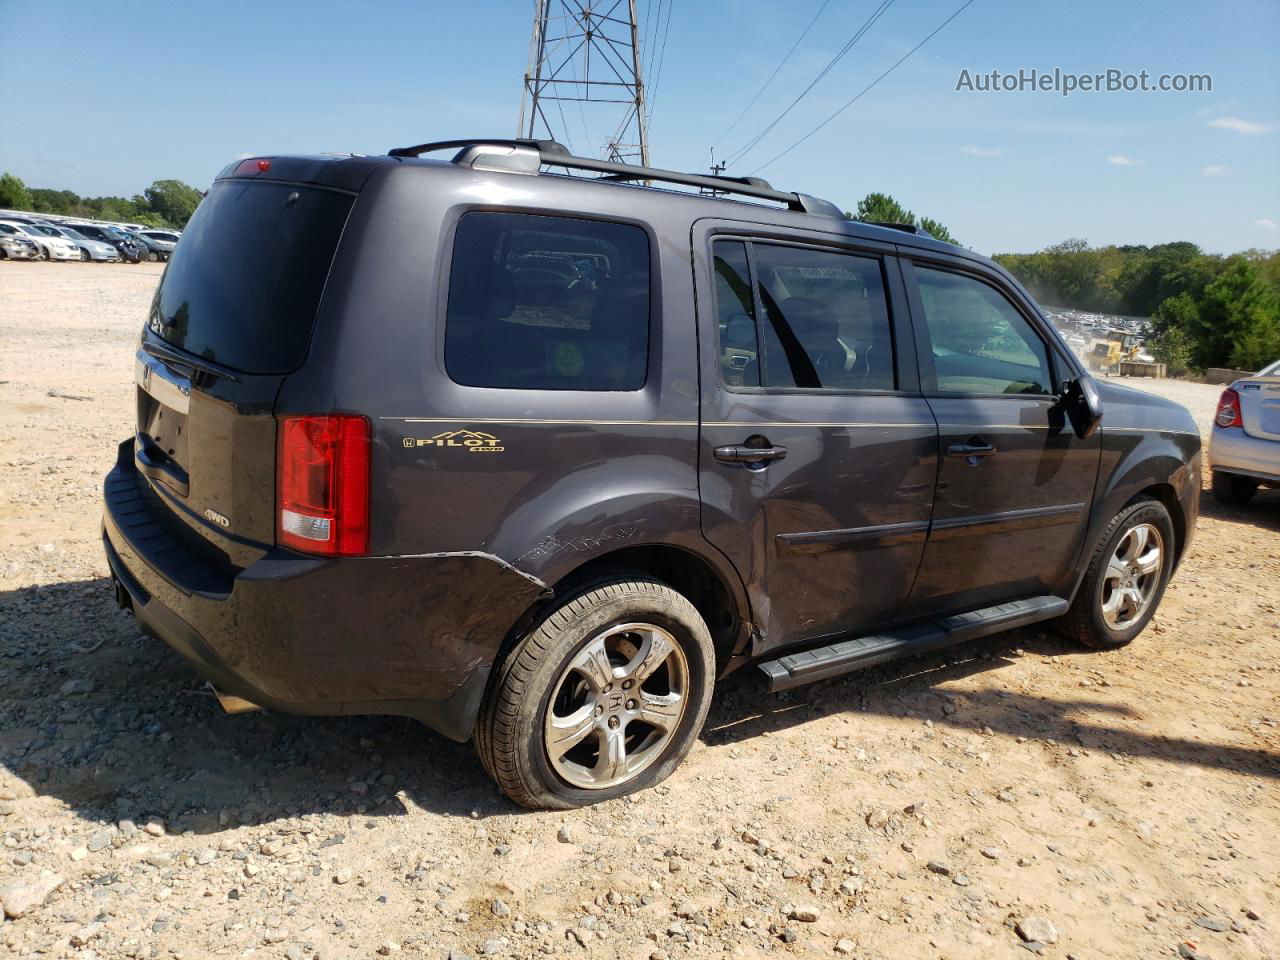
[918,216,958,245]
[849,192,959,245]
[1146,321,1195,374]
[0,172,32,210]
[854,192,914,225]
[142,179,202,227]
[1185,259,1280,369]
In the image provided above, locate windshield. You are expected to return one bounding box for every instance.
[148,179,354,373]
[1258,358,1280,377]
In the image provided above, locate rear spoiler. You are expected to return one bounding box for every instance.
[214,155,393,193]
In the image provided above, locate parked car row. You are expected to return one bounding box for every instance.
[0,212,180,263]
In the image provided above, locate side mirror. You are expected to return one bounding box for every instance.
[1061,377,1103,439]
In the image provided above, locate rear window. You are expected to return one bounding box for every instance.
[444,212,650,390]
[149,180,353,373]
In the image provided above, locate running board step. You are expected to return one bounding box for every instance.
[757,596,1069,692]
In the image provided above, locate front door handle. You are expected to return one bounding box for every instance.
[714,443,788,465]
[946,440,997,460]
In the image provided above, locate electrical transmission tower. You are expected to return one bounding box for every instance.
[518,1,650,166]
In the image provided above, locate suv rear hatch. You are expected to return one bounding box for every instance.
[1235,374,1280,442]
[133,175,356,575]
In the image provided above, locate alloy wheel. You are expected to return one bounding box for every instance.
[544,623,689,790]
[1100,522,1163,629]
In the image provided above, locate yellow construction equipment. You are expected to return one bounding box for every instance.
[1087,329,1140,375]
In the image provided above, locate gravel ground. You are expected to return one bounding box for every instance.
[1,262,1277,960]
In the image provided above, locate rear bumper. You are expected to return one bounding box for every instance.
[102,438,547,741]
[1208,427,1280,484]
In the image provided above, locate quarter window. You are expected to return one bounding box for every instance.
[445,212,650,391]
[915,267,1053,395]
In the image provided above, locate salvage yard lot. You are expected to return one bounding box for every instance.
[0,262,1276,959]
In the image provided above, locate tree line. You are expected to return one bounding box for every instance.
[0,171,202,230]
[993,240,1280,372]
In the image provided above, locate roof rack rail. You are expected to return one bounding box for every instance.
[867,221,934,238]
[386,137,843,217]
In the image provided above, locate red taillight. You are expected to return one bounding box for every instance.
[1215,388,1243,428]
[277,415,370,556]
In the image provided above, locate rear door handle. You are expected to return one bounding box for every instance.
[714,443,788,464]
[946,441,996,459]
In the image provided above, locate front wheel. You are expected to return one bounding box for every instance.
[80,249,90,261]
[476,576,715,809]
[1212,471,1258,506]
[1058,498,1175,650]
[147,251,159,262]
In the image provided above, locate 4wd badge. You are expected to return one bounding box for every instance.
[203,507,231,527]
[404,429,504,453]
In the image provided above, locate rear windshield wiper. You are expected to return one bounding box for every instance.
[142,337,241,383]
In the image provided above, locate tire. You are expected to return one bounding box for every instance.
[1211,471,1258,506]
[475,576,715,809]
[147,251,159,262]
[79,249,90,262]
[1058,497,1176,650]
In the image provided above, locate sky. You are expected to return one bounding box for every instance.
[1,0,1277,256]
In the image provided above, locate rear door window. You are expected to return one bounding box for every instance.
[149,180,354,373]
[445,212,650,391]
[710,240,896,391]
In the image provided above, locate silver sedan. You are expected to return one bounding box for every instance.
[1209,357,1280,504]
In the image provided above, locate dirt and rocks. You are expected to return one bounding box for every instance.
[1,261,1277,960]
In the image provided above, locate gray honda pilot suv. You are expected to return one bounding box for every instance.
[103,138,1200,808]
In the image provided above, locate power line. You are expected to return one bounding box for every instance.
[642,0,664,91]
[708,0,833,158]
[645,0,677,124]
[723,0,897,168]
[748,0,976,175]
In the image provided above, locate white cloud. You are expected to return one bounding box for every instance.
[1209,116,1272,134]
[1107,155,1139,166]
[959,145,1002,157]
[1201,165,1229,176]
[1256,218,1279,231]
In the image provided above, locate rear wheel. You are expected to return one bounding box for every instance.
[1058,498,1175,650]
[1212,470,1258,506]
[476,576,715,809]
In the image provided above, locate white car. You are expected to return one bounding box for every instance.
[1208,357,1280,505]
[0,220,81,261]
[34,224,120,261]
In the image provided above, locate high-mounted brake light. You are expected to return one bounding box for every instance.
[1215,388,1243,428]
[234,157,272,176]
[277,415,370,556]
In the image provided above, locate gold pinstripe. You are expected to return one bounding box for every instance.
[383,416,936,429]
